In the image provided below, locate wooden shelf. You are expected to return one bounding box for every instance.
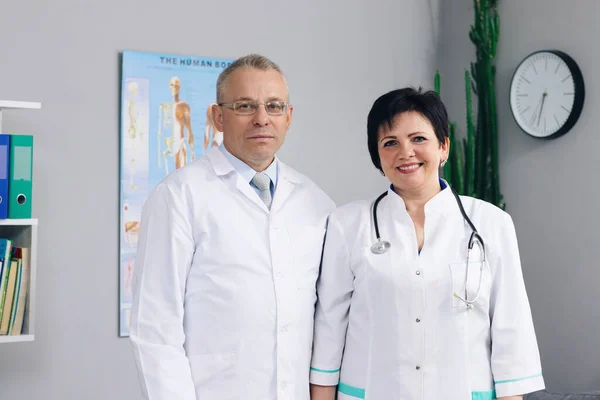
[0,101,42,110]
[0,334,34,343]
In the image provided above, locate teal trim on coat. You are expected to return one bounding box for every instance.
[495,373,542,385]
[472,390,496,400]
[310,367,340,373]
[338,381,365,399]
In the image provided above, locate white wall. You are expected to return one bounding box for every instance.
[439,0,600,393]
[0,0,440,398]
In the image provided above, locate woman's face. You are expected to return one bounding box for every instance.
[377,111,449,194]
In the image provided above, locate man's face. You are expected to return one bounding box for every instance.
[212,67,293,171]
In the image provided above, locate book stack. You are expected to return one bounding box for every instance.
[0,238,30,336]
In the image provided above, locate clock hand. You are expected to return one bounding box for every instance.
[529,93,544,127]
[537,91,548,127]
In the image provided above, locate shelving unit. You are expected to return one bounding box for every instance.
[0,219,38,343]
[0,101,40,344]
[0,100,41,109]
[0,101,41,132]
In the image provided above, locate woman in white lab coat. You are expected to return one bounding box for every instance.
[309,88,545,400]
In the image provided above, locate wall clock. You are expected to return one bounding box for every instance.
[509,50,585,139]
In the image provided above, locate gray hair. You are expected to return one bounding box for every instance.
[216,54,287,102]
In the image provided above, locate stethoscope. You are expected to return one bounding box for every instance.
[370,187,486,309]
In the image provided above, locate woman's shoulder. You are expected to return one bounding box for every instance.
[457,194,510,220]
[455,195,516,239]
[329,197,377,228]
[332,198,372,216]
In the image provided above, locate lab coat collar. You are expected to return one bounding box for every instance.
[207,145,236,177]
[277,161,304,184]
[206,145,303,185]
[206,145,305,214]
[218,144,279,188]
[270,163,302,213]
[424,179,455,215]
[386,178,455,217]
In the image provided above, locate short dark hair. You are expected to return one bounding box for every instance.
[366,87,449,173]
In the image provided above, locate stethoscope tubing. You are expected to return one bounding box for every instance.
[371,187,485,250]
[371,186,487,308]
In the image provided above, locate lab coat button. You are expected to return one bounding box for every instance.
[415,270,421,276]
[416,366,421,370]
[416,318,421,323]
[280,382,287,389]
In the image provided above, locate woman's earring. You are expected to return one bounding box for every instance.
[440,159,447,167]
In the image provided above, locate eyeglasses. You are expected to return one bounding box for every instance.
[218,100,289,116]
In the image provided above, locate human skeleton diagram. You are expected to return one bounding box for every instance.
[203,104,223,151]
[127,81,144,189]
[122,200,140,245]
[157,77,195,175]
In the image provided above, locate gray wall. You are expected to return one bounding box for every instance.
[0,0,439,398]
[439,0,600,393]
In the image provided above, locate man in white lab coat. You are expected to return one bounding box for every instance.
[129,54,335,400]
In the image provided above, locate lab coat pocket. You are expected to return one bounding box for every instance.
[289,224,326,290]
[189,351,238,399]
[449,261,491,309]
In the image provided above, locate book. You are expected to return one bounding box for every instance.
[0,258,19,334]
[0,239,13,323]
[9,247,30,335]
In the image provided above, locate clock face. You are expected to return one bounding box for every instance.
[509,50,585,139]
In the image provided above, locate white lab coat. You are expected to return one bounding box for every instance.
[310,184,545,400]
[130,146,335,400]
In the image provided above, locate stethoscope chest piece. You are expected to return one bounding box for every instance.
[371,192,391,255]
[371,240,391,255]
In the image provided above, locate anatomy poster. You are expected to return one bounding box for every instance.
[118,50,232,337]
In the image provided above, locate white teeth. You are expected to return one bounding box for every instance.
[398,164,420,171]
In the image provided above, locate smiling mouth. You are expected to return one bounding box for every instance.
[396,163,423,173]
